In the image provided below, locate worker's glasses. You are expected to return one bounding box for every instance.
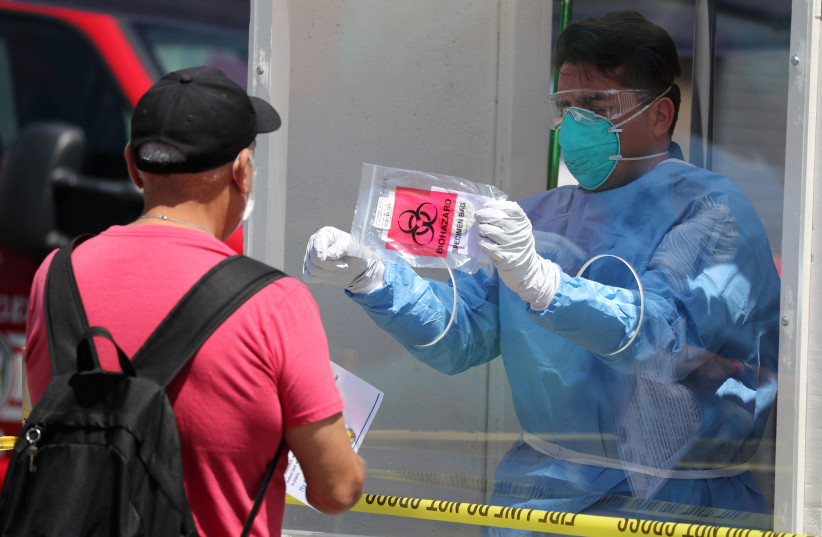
[545,88,656,130]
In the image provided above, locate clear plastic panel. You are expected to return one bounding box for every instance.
[284,1,788,535]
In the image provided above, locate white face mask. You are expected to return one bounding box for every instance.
[242,152,256,222]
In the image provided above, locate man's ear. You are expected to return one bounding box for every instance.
[124,142,144,190]
[231,147,253,196]
[652,97,675,138]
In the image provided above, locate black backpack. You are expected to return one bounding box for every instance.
[0,239,286,537]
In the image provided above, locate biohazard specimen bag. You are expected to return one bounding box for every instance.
[351,163,507,274]
[0,238,285,537]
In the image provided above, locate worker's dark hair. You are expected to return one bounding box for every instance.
[552,10,682,136]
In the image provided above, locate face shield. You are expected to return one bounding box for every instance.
[545,88,656,130]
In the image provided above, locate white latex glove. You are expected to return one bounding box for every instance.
[303,226,386,294]
[475,200,560,311]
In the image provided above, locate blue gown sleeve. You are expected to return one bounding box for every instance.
[348,263,501,375]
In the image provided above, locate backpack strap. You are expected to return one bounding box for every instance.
[45,240,285,384]
[131,254,285,387]
[44,235,94,377]
[130,254,288,534]
[241,437,286,537]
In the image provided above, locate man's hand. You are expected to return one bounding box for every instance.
[303,226,385,294]
[475,200,560,310]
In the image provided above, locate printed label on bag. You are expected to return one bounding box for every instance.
[434,188,484,260]
[372,195,394,231]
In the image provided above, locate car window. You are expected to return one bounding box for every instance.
[0,39,16,155]
[0,12,131,180]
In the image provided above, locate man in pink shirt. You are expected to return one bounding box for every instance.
[24,66,364,536]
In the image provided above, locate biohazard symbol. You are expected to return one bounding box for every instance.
[397,202,437,245]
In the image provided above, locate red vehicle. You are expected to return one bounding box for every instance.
[0,0,251,481]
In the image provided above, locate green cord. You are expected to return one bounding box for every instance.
[547,0,574,191]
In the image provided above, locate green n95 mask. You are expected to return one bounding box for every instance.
[558,107,621,190]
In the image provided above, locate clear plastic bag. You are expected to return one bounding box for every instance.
[351,163,507,274]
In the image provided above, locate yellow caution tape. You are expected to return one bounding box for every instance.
[364,468,775,528]
[0,436,15,450]
[286,493,814,537]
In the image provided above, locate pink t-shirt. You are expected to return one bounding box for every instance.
[25,225,344,537]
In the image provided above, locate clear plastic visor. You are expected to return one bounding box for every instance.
[545,88,655,130]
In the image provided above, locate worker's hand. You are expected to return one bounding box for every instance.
[475,200,560,310]
[303,226,386,294]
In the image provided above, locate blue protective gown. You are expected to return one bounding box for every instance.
[349,155,780,528]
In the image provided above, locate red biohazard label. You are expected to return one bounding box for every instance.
[386,187,457,258]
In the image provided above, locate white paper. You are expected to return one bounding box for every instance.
[284,362,383,506]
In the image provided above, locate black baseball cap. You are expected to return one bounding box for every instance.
[130,66,281,174]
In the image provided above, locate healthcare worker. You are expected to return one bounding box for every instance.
[304,10,780,534]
